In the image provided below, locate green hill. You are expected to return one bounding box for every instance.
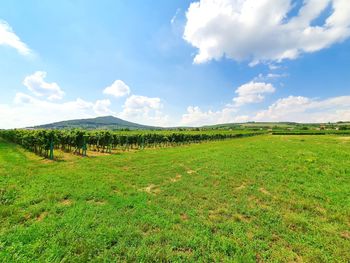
[32,116,159,130]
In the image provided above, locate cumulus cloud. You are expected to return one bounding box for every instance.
[23,71,65,100]
[233,81,276,106]
[119,95,169,126]
[181,80,276,126]
[0,93,115,129]
[123,95,162,111]
[0,20,31,55]
[184,0,350,64]
[93,99,114,115]
[103,80,131,98]
[1,74,172,128]
[182,94,350,126]
[254,95,350,122]
[181,105,245,126]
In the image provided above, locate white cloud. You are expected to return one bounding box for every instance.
[233,82,275,106]
[1,76,172,128]
[119,95,169,126]
[123,95,162,111]
[0,20,31,55]
[171,8,181,25]
[181,105,243,126]
[184,0,350,64]
[23,71,65,100]
[254,95,350,122]
[0,93,115,129]
[93,99,114,115]
[103,80,131,98]
[181,94,350,126]
[268,64,281,70]
[14,92,36,105]
[181,80,276,126]
[254,73,288,82]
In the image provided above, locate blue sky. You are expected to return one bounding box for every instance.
[1,0,350,128]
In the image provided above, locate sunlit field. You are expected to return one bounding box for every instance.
[1,135,349,262]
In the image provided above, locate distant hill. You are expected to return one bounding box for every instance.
[203,122,300,129]
[32,116,159,130]
[30,116,350,131]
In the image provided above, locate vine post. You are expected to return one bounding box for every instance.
[49,139,54,160]
[82,136,87,157]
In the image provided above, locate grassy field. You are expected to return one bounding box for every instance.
[0,135,349,262]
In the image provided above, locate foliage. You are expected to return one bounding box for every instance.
[0,129,265,158]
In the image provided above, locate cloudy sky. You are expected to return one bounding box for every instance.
[1,0,350,128]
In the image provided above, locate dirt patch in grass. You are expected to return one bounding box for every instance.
[208,207,233,222]
[314,206,326,215]
[336,137,350,141]
[36,211,48,221]
[337,137,350,144]
[122,166,130,171]
[60,199,73,206]
[141,184,161,194]
[180,213,189,221]
[170,174,182,183]
[87,199,106,205]
[233,213,251,223]
[38,158,55,164]
[341,231,350,239]
[112,188,121,194]
[246,231,254,240]
[86,150,112,157]
[259,187,272,196]
[173,247,193,255]
[248,195,270,210]
[235,183,246,191]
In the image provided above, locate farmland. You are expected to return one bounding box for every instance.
[1,134,349,262]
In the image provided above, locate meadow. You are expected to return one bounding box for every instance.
[0,135,349,262]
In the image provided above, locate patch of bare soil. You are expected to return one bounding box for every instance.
[337,137,350,141]
[36,211,48,221]
[173,247,193,255]
[86,150,112,157]
[233,213,251,223]
[87,199,106,205]
[341,231,350,239]
[170,174,182,183]
[235,183,246,191]
[60,199,73,206]
[259,187,272,196]
[141,184,161,194]
[180,213,189,221]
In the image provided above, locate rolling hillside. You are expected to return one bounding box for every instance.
[32,116,159,130]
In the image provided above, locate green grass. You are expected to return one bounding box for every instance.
[0,136,349,262]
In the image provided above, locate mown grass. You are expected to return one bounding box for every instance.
[0,135,349,262]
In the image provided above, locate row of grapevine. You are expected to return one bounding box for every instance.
[0,129,263,159]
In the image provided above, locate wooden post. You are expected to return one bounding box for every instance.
[49,139,54,160]
[82,137,87,157]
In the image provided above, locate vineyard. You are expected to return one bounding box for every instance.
[0,129,265,159]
